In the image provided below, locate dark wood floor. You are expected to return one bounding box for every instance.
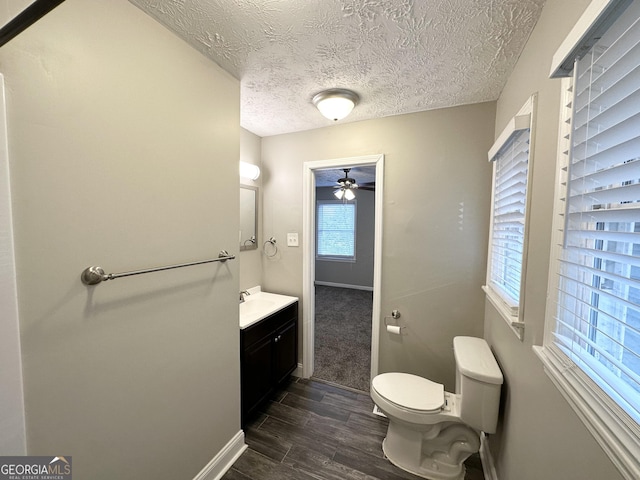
[223,378,485,480]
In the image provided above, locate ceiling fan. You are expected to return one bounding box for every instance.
[333,168,375,200]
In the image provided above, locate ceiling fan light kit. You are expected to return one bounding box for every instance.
[312,88,359,121]
[334,187,356,201]
[335,169,357,197]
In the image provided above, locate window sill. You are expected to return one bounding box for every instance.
[482,285,524,341]
[533,345,640,480]
[316,256,356,263]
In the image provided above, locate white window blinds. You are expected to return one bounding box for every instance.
[488,128,531,312]
[485,101,534,335]
[316,201,355,258]
[552,0,640,425]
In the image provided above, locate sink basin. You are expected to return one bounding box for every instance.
[239,289,298,329]
[240,298,276,316]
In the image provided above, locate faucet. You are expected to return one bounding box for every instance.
[239,290,250,303]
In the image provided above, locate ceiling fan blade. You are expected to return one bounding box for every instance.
[358,186,375,191]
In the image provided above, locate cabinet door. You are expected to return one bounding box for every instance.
[273,320,297,385]
[242,335,273,419]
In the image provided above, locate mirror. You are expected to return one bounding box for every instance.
[240,185,258,251]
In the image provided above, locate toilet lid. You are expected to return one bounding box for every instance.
[372,373,444,412]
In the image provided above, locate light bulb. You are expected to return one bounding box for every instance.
[316,97,355,121]
[239,161,260,180]
[344,188,355,200]
[312,89,359,121]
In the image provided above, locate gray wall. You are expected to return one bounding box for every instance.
[1,1,241,479]
[315,187,374,289]
[484,0,626,478]
[261,102,495,388]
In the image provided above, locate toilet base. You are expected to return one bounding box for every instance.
[381,420,480,480]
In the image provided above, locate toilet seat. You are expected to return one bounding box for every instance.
[372,373,444,413]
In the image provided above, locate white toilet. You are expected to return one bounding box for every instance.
[371,336,503,480]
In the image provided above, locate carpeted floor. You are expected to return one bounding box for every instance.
[313,285,372,392]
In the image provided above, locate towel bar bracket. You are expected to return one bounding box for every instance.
[81,250,235,286]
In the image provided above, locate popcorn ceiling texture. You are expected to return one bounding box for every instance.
[129,0,546,137]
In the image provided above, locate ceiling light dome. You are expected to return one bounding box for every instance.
[312,88,359,121]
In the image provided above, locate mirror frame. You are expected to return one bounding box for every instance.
[240,185,258,251]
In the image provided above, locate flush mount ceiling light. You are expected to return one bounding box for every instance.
[312,88,359,121]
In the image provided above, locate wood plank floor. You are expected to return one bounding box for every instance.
[223,378,485,480]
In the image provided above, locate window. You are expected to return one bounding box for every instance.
[316,200,356,260]
[484,97,535,339]
[536,1,640,477]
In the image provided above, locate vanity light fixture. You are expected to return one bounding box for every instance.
[312,88,359,121]
[239,161,260,180]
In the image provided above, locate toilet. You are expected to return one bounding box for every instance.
[371,336,503,480]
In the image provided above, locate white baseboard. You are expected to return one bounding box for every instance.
[293,362,304,377]
[314,281,373,291]
[479,432,499,480]
[193,430,247,480]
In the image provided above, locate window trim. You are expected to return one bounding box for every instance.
[483,95,537,341]
[537,1,640,477]
[534,344,640,480]
[315,199,357,262]
[550,0,634,78]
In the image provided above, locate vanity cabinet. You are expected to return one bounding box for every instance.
[241,302,298,425]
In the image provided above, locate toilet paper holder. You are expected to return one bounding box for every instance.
[384,310,404,333]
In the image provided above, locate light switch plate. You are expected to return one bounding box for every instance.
[287,232,299,247]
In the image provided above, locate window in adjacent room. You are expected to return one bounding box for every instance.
[316,200,356,261]
[536,1,640,478]
[483,96,536,340]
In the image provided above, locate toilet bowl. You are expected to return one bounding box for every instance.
[371,336,503,480]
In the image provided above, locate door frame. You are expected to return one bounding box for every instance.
[301,154,384,381]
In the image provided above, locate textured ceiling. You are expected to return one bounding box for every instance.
[129,0,546,137]
[315,166,376,187]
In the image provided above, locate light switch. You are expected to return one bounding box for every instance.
[287,232,299,247]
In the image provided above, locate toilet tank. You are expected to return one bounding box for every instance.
[453,336,503,433]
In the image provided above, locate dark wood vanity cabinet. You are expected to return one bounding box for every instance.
[241,302,298,425]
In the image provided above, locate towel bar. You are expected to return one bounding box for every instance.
[81,250,235,285]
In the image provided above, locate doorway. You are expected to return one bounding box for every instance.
[301,154,384,390]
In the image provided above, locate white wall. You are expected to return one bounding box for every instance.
[1,1,241,478]
[0,74,25,456]
[261,102,496,389]
[0,0,35,458]
[0,0,35,29]
[484,0,626,478]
